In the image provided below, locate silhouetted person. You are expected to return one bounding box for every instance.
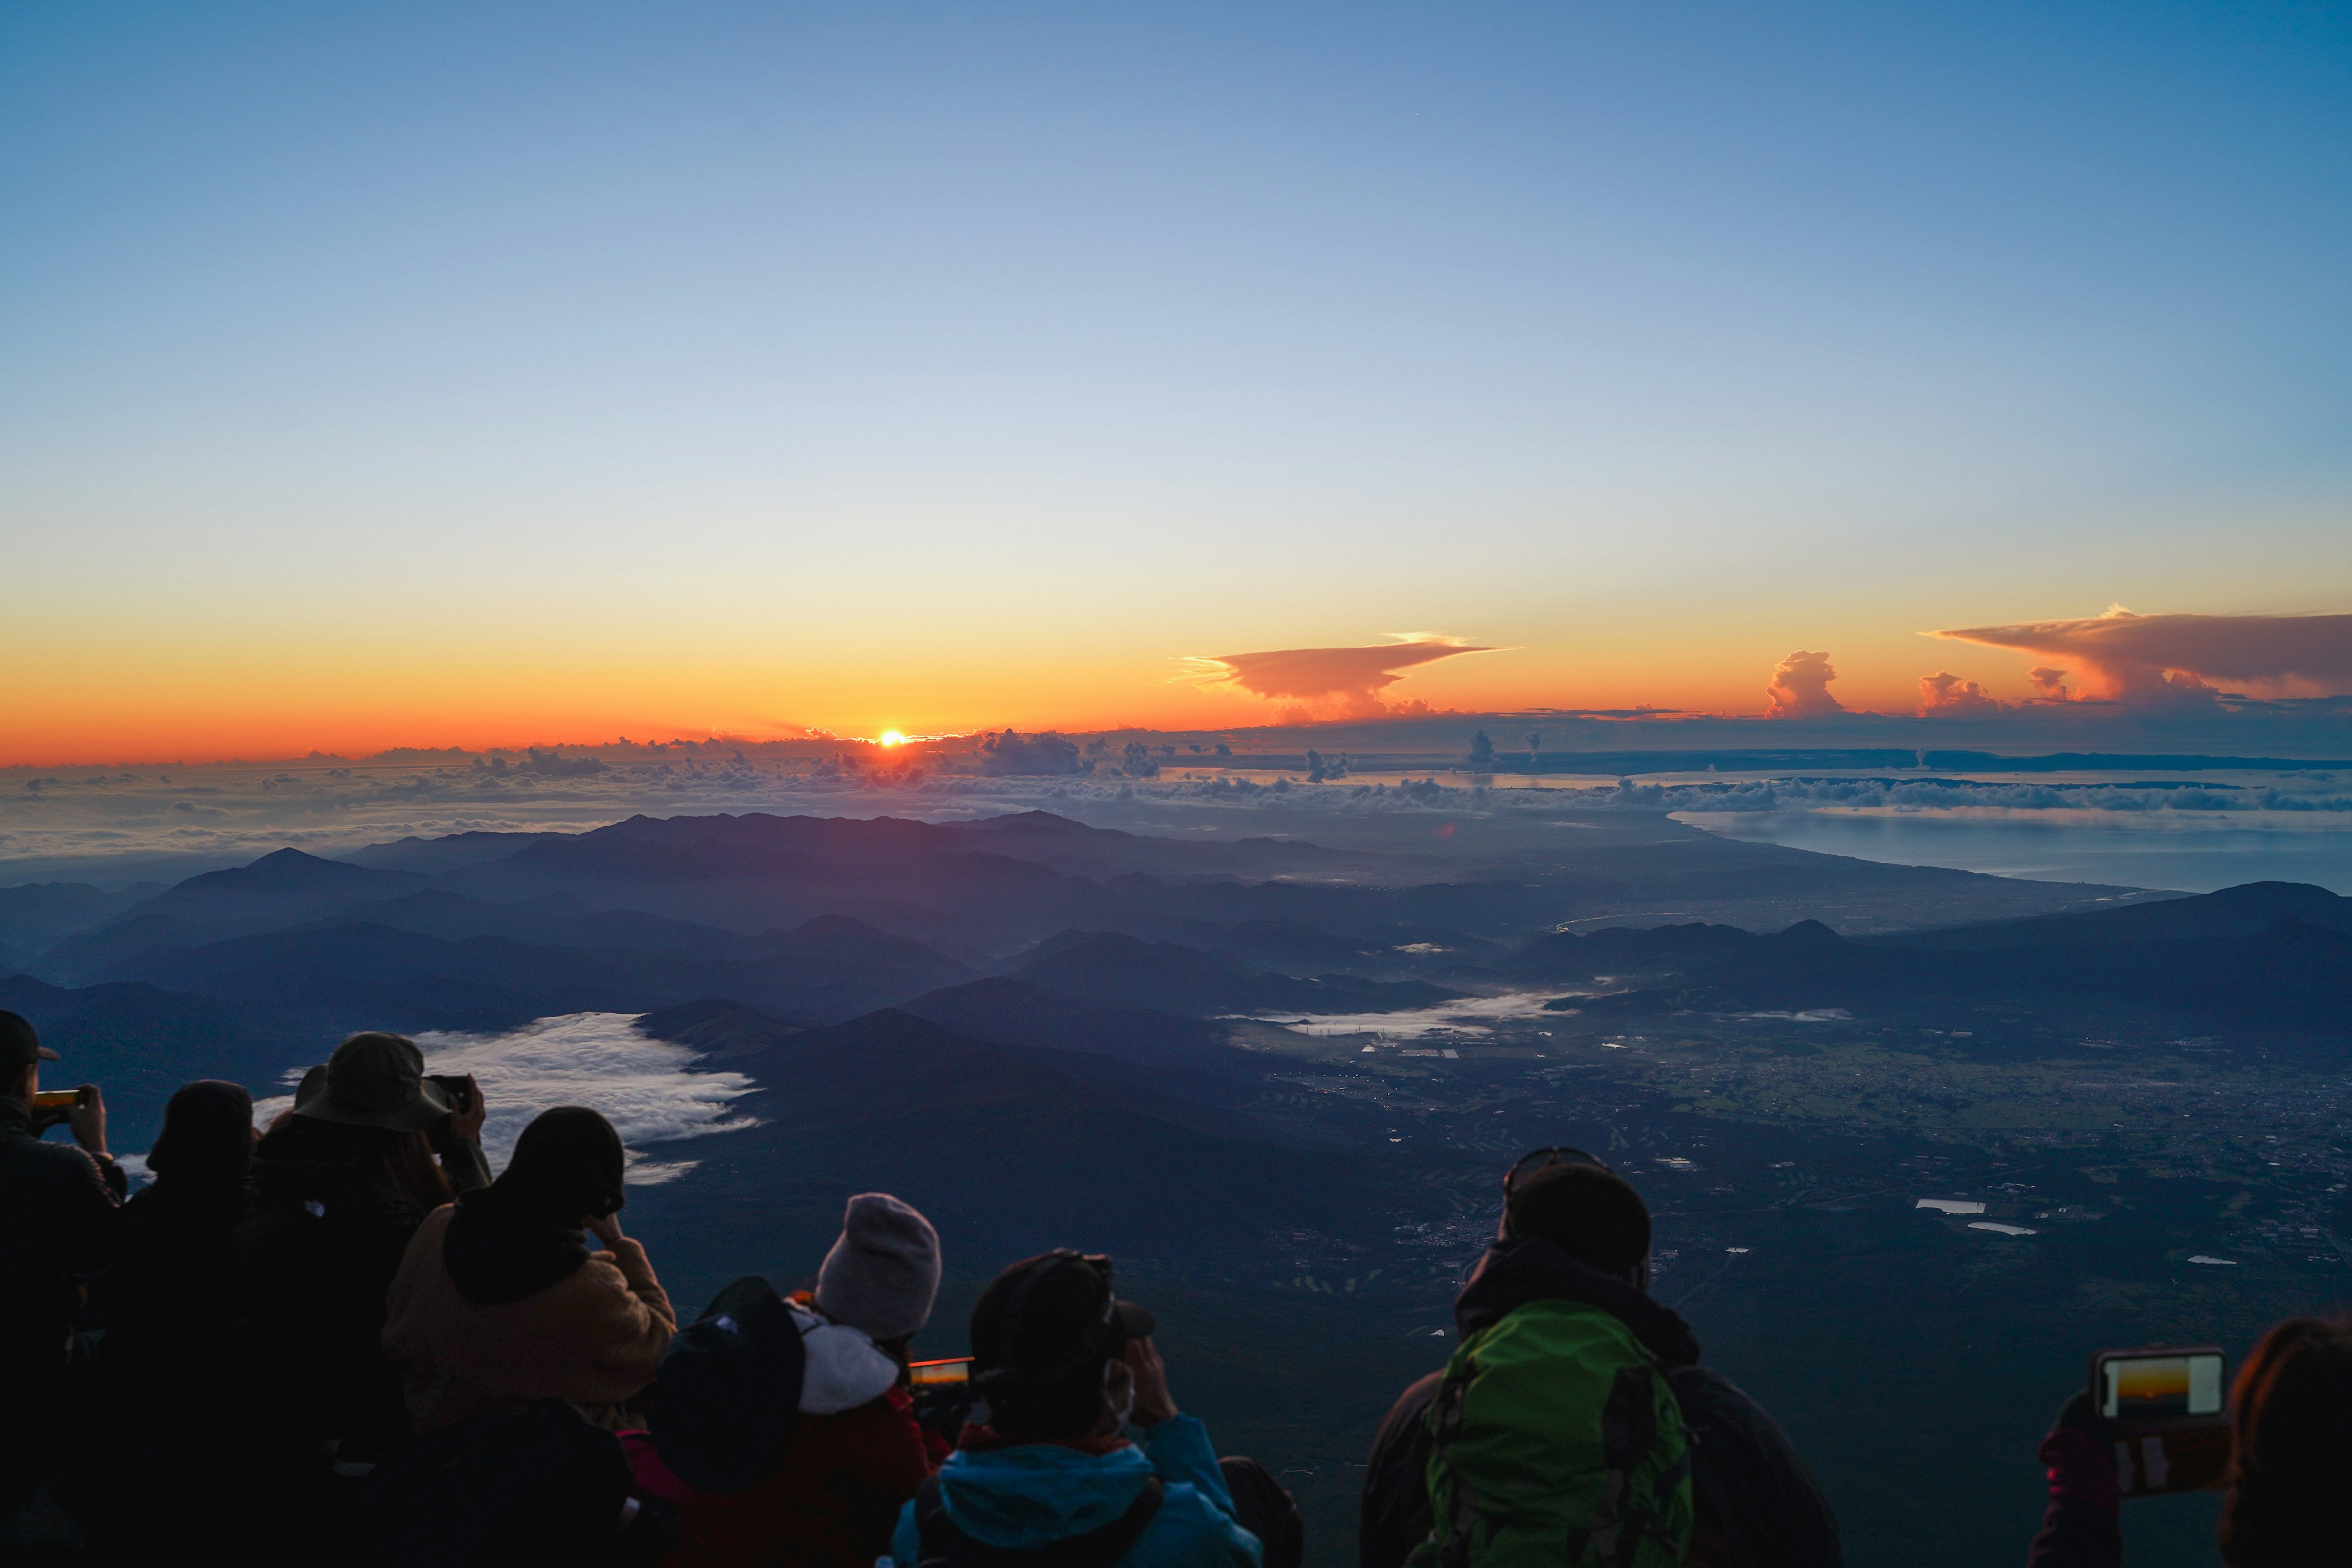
[385,1105,674,1433]
[2029,1315,2352,1567]
[96,1079,255,1420]
[889,1249,1270,1568]
[1360,1150,1839,1568]
[628,1193,944,1568]
[0,1009,121,1512]
[230,1032,489,1561]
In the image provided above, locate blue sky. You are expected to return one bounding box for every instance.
[3,2,2348,756]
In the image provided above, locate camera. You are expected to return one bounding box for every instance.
[2090,1345,2231,1498]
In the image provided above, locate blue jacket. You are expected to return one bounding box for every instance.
[890,1415,1262,1568]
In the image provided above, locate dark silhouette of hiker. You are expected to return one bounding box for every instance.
[229,1032,490,1562]
[385,1105,674,1433]
[889,1248,1271,1568]
[627,1193,945,1568]
[0,1009,122,1520]
[2028,1314,2352,1567]
[1360,1148,1839,1568]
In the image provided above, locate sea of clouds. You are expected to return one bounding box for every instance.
[247,1012,759,1185]
[10,756,2352,884]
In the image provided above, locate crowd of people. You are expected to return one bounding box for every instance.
[0,1006,2345,1567]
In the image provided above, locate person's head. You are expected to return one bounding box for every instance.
[1,1009,59,1106]
[494,1106,626,1227]
[1501,1148,1653,1289]
[289,1031,455,1135]
[2219,1316,2352,1567]
[970,1250,1155,1441]
[815,1193,941,1345]
[148,1080,255,1188]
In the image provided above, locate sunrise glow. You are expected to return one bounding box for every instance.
[878,731,909,748]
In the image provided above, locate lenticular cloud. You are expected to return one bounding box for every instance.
[254,1012,760,1185]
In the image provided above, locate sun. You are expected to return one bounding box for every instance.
[878,730,908,748]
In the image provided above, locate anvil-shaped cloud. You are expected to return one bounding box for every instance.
[1187,634,1493,717]
[1935,609,2352,703]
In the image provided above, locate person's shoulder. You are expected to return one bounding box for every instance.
[1147,1483,1261,1562]
[4,1131,112,1185]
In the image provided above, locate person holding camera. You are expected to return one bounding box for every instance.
[384,1104,676,1434]
[230,1031,491,1515]
[0,1009,121,1504]
[888,1249,1273,1568]
[2028,1316,2352,1567]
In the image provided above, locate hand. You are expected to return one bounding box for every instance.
[2040,1391,2121,1513]
[448,1074,486,1144]
[586,1212,624,1250]
[67,1084,108,1158]
[1124,1337,1178,1428]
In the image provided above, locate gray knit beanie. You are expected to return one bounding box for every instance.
[815,1193,941,1341]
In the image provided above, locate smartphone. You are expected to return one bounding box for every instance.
[31,1089,82,1110]
[2090,1346,2231,1498]
[908,1357,973,1389]
[426,1074,473,1115]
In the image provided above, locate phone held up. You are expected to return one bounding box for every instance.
[2091,1345,2231,1498]
[426,1074,474,1116]
[908,1357,976,1441]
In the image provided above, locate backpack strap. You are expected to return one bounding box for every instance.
[1422,1365,1484,1568]
[918,1473,1166,1568]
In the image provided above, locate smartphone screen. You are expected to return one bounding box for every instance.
[31,1090,80,1109]
[908,1357,973,1388]
[2099,1352,2226,1422]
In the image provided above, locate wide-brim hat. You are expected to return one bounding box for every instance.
[290,1032,452,1134]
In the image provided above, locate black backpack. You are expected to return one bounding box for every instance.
[646,1275,807,1492]
[913,1474,1165,1568]
[338,1400,662,1567]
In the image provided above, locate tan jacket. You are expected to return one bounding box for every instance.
[383,1203,676,1434]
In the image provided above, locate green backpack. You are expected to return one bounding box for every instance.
[1411,1299,1694,1568]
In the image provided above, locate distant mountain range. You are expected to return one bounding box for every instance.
[16,809,2346,1151]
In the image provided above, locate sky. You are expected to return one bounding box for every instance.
[4,2,2350,763]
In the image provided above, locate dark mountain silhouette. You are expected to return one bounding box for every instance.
[0,974,309,1147]
[1536,903,2352,1037]
[1008,932,1460,1017]
[121,846,427,922]
[84,913,974,1035]
[339,830,566,874]
[1870,881,2350,951]
[901,976,1264,1112]
[635,997,807,1062]
[0,882,162,958]
[630,1008,1442,1261]
[937,811,1399,881]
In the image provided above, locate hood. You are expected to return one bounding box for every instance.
[444,1187,590,1306]
[788,1299,899,1415]
[1454,1235,1700,1368]
[935,1441,1158,1550]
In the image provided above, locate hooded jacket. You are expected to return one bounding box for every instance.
[0,1093,124,1382]
[383,1202,676,1434]
[1358,1237,1839,1568]
[888,1414,1261,1568]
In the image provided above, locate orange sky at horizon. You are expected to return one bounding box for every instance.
[0,618,2160,767]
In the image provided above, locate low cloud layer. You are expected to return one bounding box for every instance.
[1936,610,2352,702]
[1191,635,1491,717]
[1766,652,1844,718]
[251,1012,760,1185]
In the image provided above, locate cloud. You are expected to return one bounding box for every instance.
[1917,672,2005,715]
[1935,609,2352,703]
[250,1012,760,1185]
[1188,634,1491,717]
[978,729,1086,775]
[1765,652,1844,718]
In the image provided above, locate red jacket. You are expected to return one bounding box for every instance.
[628,1387,935,1568]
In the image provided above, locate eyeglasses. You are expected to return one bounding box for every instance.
[1505,1146,1611,1195]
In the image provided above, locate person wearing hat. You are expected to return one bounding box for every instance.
[628,1192,944,1568]
[0,1008,123,1502]
[1357,1150,1839,1568]
[229,1031,492,1512]
[888,1249,1264,1568]
[384,1105,676,1436]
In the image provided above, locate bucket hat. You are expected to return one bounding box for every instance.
[290,1031,453,1133]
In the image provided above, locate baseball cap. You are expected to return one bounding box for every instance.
[0,1010,60,1071]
